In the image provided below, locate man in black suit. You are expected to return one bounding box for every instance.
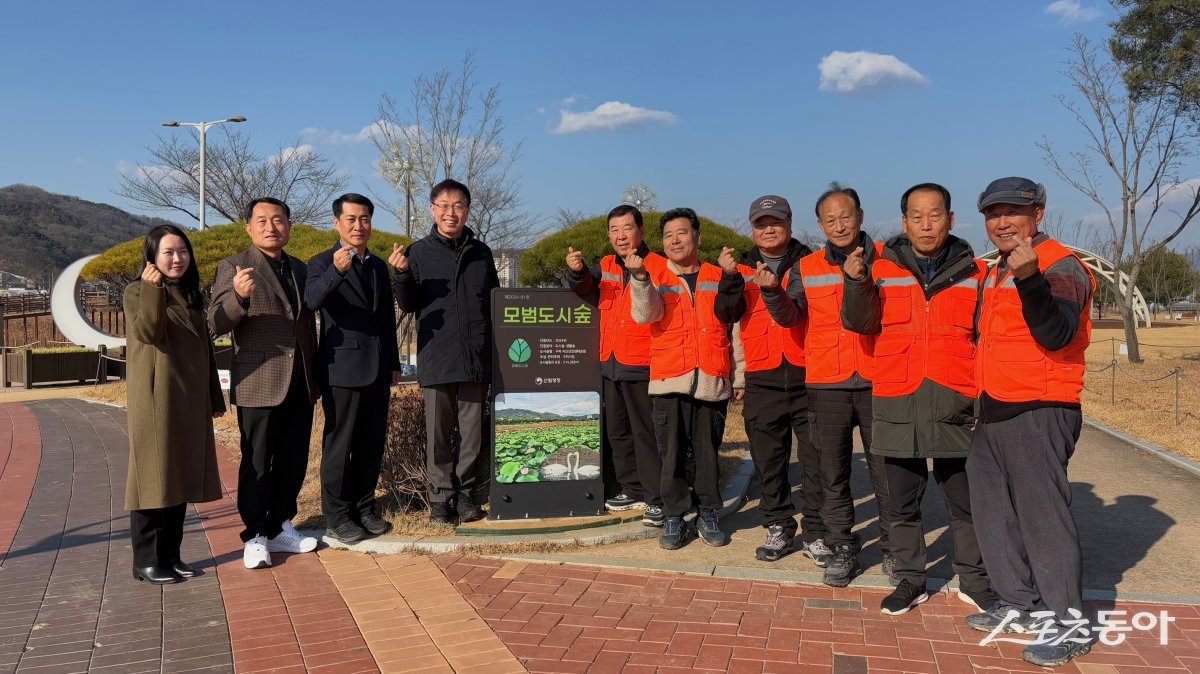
[305,193,401,543]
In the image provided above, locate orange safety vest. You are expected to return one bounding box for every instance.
[598,252,667,367]
[737,263,805,371]
[648,262,732,380]
[871,258,987,398]
[977,238,1095,404]
[799,243,883,385]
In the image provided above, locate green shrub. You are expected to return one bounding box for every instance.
[81,223,412,289]
[518,211,754,287]
[28,346,96,354]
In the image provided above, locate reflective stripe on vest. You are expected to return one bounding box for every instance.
[976,239,1094,404]
[737,262,805,372]
[648,263,732,380]
[598,253,666,367]
[870,258,986,398]
[799,244,882,384]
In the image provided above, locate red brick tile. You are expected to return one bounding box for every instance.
[799,639,833,666]
[587,649,629,674]
[561,635,605,663]
[664,632,704,657]
[766,627,802,652]
[540,624,582,649]
[601,639,669,654]
[727,658,766,674]
[641,620,678,643]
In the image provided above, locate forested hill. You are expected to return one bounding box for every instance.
[0,184,182,282]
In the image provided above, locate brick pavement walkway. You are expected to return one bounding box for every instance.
[2,397,1200,674]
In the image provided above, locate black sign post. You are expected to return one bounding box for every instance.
[489,288,603,519]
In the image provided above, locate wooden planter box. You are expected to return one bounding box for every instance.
[2,348,120,389]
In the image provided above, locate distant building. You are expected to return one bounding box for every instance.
[494,250,521,288]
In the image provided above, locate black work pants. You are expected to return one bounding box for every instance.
[603,377,662,506]
[743,383,826,542]
[320,378,390,526]
[653,395,727,518]
[236,370,314,542]
[884,456,988,592]
[807,388,891,552]
[130,503,186,568]
[968,407,1084,622]
[424,381,486,504]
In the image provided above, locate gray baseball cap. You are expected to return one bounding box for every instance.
[749,195,792,222]
[977,177,1047,211]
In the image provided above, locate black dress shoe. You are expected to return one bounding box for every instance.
[325,520,367,544]
[171,561,201,577]
[133,566,182,584]
[456,495,484,523]
[429,502,456,526]
[359,512,392,536]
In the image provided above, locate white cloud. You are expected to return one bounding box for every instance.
[818,50,929,94]
[300,120,404,145]
[71,157,86,166]
[552,101,679,135]
[268,144,316,165]
[1044,0,1103,24]
[116,159,187,185]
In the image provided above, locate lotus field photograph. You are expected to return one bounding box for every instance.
[493,391,601,483]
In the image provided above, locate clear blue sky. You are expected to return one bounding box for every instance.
[3,0,1197,253]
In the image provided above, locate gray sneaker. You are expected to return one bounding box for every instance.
[697,511,727,547]
[965,603,1042,633]
[755,525,794,562]
[1023,640,1093,667]
[822,544,861,588]
[881,551,899,586]
[801,538,834,568]
[642,505,665,527]
[659,517,690,550]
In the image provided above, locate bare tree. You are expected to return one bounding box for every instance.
[372,52,535,249]
[554,207,591,231]
[621,184,659,212]
[116,127,349,226]
[1039,35,1200,363]
[1040,210,1094,248]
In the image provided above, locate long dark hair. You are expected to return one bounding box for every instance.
[143,224,203,309]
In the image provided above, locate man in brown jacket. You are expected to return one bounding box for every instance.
[209,197,320,569]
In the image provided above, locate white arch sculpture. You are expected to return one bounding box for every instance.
[50,255,127,349]
[979,245,1151,328]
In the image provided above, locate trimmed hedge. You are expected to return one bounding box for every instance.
[81,223,412,288]
[519,211,754,287]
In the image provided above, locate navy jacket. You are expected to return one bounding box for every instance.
[394,225,500,387]
[304,243,401,389]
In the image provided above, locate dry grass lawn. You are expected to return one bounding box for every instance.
[81,383,750,537]
[1083,323,1200,460]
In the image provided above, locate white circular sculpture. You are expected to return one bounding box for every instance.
[51,255,126,349]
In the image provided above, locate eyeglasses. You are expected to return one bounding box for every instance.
[432,202,469,214]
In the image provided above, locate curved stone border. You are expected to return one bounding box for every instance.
[312,455,756,555]
[1084,415,1200,480]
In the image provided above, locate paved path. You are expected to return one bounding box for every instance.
[567,424,1200,601]
[1,397,1199,674]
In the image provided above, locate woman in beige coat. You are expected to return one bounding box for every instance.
[125,224,225,584]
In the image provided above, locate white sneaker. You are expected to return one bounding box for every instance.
[243,535,272,569]
[267,521,318,554]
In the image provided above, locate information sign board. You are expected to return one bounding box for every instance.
[489,288,603,519]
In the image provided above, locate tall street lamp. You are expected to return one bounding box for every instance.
[161,116,247,229]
